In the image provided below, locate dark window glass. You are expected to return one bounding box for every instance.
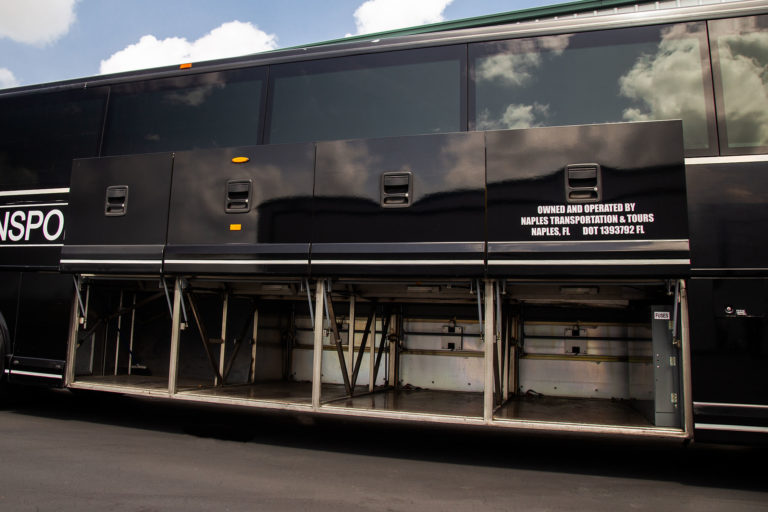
[709,15,768,155]
[103,68,265,156]
[0,88,107,190]
[267,46,465,144]
[470,23,716,156]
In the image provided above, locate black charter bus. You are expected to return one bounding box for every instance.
[1,0,767,443]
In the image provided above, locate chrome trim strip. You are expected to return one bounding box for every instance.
[488,258,690,265]
[164,259,309,265]
[312,259,484,265]
[490,239,689,246]
[0,244,64,247]
[692,267,768,271]
[686,155,768,165]
[6,369,62,379]
[0,188,69,197]
[695,423,768,434]
[0,202,68,208]
[60,259,162,265]
[695,401,768,410]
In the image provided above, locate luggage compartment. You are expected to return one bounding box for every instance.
[63,123,692,438]
[171,278,315,408]
[65,275,689,436]
[492,280,683,430]
[67,277,174,395]
[164,144,314,276]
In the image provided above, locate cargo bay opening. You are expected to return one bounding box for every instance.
[64,276,690,437]
[67,277,175,396]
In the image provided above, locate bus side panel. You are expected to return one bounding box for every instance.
[686,161,768,273]
[0,192,68,270]
[686,161,768,435]
[688,278,768,437]
[6,272,70,383]
[0,272,20,365]
[689,279,768,405]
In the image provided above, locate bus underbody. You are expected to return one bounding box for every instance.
[65,275,692,440]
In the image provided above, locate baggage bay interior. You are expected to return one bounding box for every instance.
[65,275,692,439]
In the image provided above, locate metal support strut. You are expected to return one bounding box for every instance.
[324,280,352,395]
[349,303,377,395]
[185,291,223,385]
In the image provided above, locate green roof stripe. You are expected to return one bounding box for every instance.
[298,0,651,48]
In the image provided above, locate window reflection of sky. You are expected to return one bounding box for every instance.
[713,16,768,148]
[269,59,461,145]
[103,71,263,155]
[473,23,710,150]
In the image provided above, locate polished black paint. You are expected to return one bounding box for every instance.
[12,272,71,362]
[61,153,174,274]
[686,161,768,274]
[312,132,485,276]
[688,278,768,411]
[486,121,689,276]
[0,271,19,353]
[0,269,71,384]
[165,144,315,275]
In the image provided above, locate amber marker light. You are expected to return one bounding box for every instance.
[230,224,242,231]
[231,157,250,164]
[180,63,192,69]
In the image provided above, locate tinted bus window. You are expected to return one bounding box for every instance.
[709,15,768,155]
[267,46,465,144]
[470,23,716,156]
[0,88,107,190]
[103,67,265,156]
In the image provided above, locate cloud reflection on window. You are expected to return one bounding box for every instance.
[476,34,571,87]
[472,25,713,150]
[473,35,569,130]
[717,28,768,148]
[476,102,550,130]
[165,75,228,107]
[619,24,709,149]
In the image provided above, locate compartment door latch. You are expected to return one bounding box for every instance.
[565,163,601,203]
[225,179,252,213]
[380,171,412,208]
[105,185,129,216]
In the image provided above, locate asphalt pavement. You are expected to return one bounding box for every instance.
[0,387,766,511]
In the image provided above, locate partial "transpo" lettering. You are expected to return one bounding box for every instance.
[0,209,64,242]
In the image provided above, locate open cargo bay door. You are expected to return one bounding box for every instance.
[164,144,314,275]
[312,132,486,276]
[486,121,689,276]
[61,153,174,274]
